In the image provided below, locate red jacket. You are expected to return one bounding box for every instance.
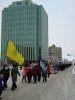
[46,66,51,74]
[27,67,33,75]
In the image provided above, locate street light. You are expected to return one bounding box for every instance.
[67,54,75,56]
[67,54,75,65]
[67,54,71,56]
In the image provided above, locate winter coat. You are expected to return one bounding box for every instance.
[37,66,42,74]
[1,67,10,78]
[0,75,3,94]
[22,67,28,77]
[42,71,47,78]
[46,66,51,74]
[27,67,33,77]
[33,66,38,75]
[11,67,20,82]
[0,77,3,87]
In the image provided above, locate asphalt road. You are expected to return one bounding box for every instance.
[2,65,75,100]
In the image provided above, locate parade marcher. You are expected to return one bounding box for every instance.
[41,62,47,83]
[11,64,20,90]
[0,72,3,99]
[42,70,47,83]
[33,65,38,83]
[1,64,10,89]
[27,66,32,83]
[22,64,28,82]
[37,64,42,82]
[46,64,51,78]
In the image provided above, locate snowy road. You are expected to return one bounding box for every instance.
[2,66,75,100]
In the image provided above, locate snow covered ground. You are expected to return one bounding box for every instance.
[2,65,75,100]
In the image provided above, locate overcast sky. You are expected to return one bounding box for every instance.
[0,0,75,60]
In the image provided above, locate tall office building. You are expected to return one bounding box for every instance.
[1,0,48,62]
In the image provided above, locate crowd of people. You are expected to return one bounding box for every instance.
[22,63,53,83]
[0,62,53,99]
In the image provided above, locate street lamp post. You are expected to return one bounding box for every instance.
[67,54,75,66]
[67,54,75,56]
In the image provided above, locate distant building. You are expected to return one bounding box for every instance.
[49,45,62,62]
[1,0,48,62]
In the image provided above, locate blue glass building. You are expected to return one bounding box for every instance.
[1,0,48,62]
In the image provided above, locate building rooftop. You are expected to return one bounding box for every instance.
[7,0,33,7]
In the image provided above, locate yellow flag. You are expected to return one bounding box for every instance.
[6,40,24,65]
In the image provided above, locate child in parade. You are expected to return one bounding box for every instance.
[41,62,47,83]
[46,65,51,78]
[42,70,47,83]
[37,64,42,82]
[33,65,38,83]
[22,64,28,82]
[27,66,32,83]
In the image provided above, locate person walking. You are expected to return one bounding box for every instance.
[11,64,20,90]
[46,64,51,78]
[0,72,3,99]
[27,66,32,83]
[33,65,38,83]
[22,64,28,82]
[41,62,47,83]
[1,64,10,89]
[37,64,42,82]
